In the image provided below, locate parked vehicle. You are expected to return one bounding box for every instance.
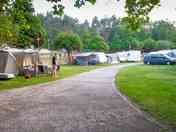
[74,52,107,65]
[144,53,176,65]
[116,50,142,62]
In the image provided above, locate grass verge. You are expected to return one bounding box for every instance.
[116,65,176,129]
[0,64,112,91]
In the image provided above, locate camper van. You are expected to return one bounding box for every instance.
[144,50,176,65]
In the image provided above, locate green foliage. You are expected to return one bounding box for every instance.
[156,40,173,50]
[0,0,162,31]
[143,38,157,51]
[10,0,47,48]
[124,0,160,30]
[41,13,176,52]
[0,15,16,46]
[152,21,176,41]
[0,0,10,14]
[45,0,160,30]
[54,32,83,52]
[87,35,109,52]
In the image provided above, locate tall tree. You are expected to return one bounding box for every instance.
[152,21,176,41]
[91,16,101,32]
[86,35,109,52]
[143,38,157,51]
[0,15,16,46]
[0,0,161,30]
[11,0,46,48]
[46,0,160,30]
[54,32,83,64]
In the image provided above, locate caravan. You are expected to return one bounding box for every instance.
[127,50,141,62]
[106,53,119,64]
[116,50,141,62]
[74,52,107,65]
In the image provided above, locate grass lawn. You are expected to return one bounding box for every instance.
[0,64,111,91]
[116,65,176,129]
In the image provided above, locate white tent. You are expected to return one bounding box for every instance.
[92,52,107,63]
[106,53,119,64]
[38,49,52,66]
[116,51,128,62]
[1,47,39,74]
[116,50,142,62]
[74,52,107,65]
[0,50,18,75]
[127,50,141,62]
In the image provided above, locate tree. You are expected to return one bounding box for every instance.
[45,0,160,30]
[0,15,16,46]
[0,0,161,30]
[54,32,83,64]
[87,35,109,52]
[0,0,11,15]
[156,40,172,50]
[143,38,157,51]
[11,0,46,48]
[91,16,101,32]
[152,21,176,41]
[129,37,142,50]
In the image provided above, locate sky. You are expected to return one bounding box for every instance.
[33,0,176,24]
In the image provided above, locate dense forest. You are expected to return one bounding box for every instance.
[39,13,176,52]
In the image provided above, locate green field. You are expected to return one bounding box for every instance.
[0,64,111,91]
[116,65,176,129]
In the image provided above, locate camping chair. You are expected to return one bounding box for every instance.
[23,66,35,79]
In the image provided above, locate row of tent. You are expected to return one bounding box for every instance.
[73,50,142,65]
[0,47,69,76]
[0,47,142,79]
[107,50,142,63]
[0,47,53,75]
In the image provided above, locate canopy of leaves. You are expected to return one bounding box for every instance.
[87,35,109,52]
[54,32,83,52]
[0,15,16,46]
[41,13,176,52]
[124,0,160,30]
[0,0,161,30]
[143,38,157,51]
[10,0,47,48]
[156,40,173,50]
[45,0,160,30]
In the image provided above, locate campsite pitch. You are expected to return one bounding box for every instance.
[0,64,164,132]
[0,64,110,91]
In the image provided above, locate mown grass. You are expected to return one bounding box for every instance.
[0,64,111,91]
[116,65,176,129]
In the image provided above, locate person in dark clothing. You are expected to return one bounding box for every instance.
[52,53,57,78]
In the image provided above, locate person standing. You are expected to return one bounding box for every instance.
[52,53,57,78]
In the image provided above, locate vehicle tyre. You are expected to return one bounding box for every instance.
[147,61,150,65]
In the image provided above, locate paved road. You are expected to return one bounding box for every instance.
[0,64,163,132]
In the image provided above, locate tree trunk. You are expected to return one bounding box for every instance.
[68,51,73,64]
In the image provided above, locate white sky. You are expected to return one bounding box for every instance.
[33,0,176,23]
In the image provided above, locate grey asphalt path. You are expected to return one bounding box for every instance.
[0,64,164,132]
